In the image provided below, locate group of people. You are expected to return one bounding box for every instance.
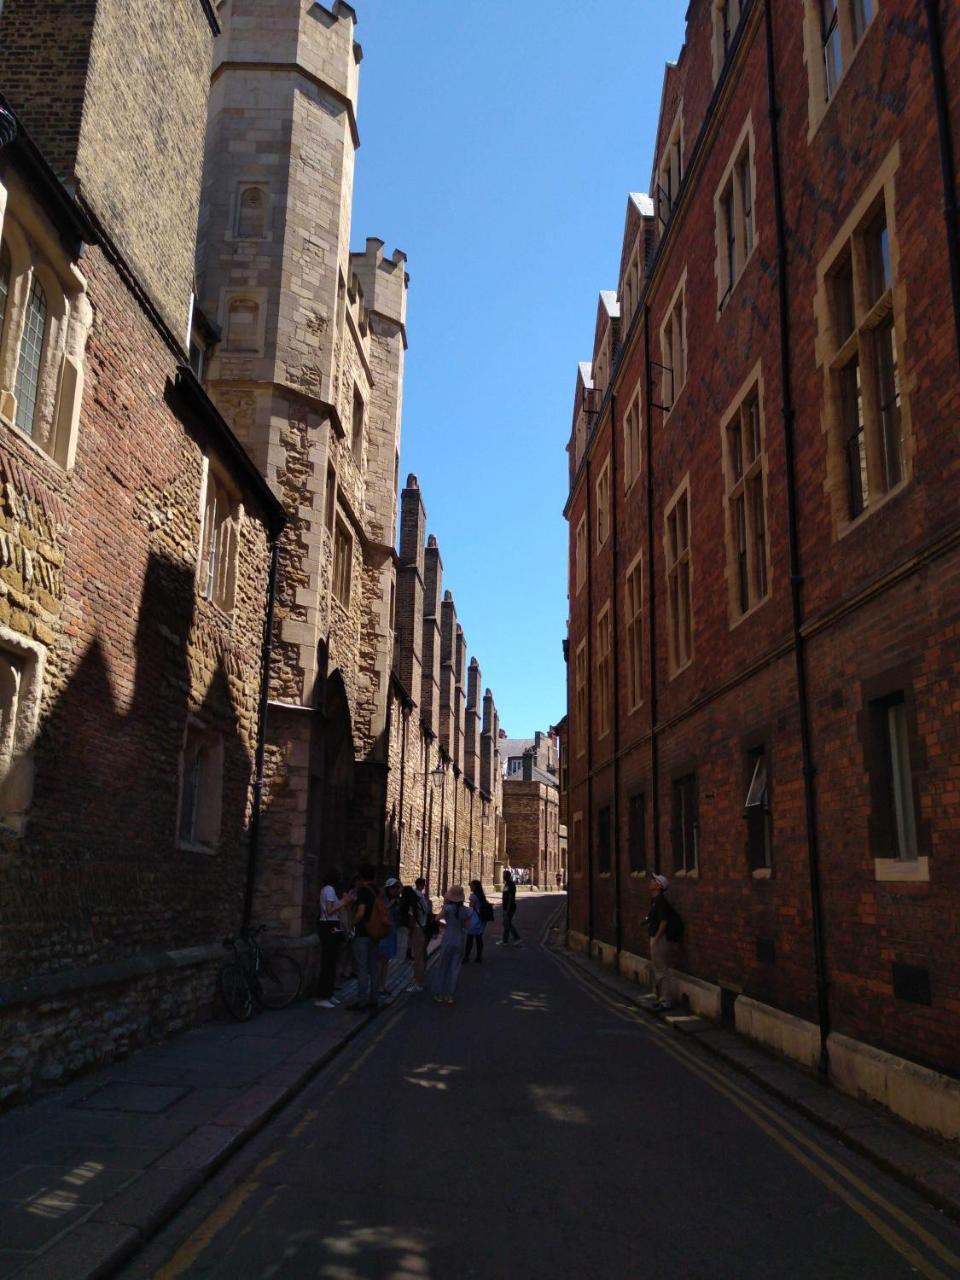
[313,868,525,1010]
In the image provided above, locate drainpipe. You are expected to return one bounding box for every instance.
[924,1,960,369]
[243,536,281,930]
[608,393,624,962]
[377,694,393,881]
[421,732,431,881]
[397,706,408,873]
[585,455,596,947]
[764,0,831,1079]
[643,312,662,875]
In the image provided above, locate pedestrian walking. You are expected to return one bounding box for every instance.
[377,877,403,1001]
[404,877,433,992]
[314,867,352,1008]
[432,885,468,1005]
[645,873,681,1010]
[464,879,491,963]
[497,869,522,947]
[348,864,382,1010]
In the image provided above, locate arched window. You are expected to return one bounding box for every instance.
[0,242,10,345]
[226,297,259,351]
[14,276,48,438]
[236,187,266,239]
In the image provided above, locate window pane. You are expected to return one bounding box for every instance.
[722,185,736,293]
[237,187,266,239]
[874,317,903,490]
[863,208,891,308]
[832,255,855,343]
[0,242,9,345]
[751,475,768,599]
[735,495,748,614]
[840,358,868,518]
[740,155,754,257]
[852,0,874,45]
[821,0,842,99]
[745,395,761,462]
[14,277,48,438]
[179,749,201,844]
[729,420,744,481]
[885,700,918,859]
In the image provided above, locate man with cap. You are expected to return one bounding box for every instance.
[646,873,676,1010]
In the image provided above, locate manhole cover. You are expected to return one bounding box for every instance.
[74,1083,189,1114]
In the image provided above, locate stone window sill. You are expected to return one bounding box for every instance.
[874,856,929,883]
[178,840,217,855]
[751,866,773,881]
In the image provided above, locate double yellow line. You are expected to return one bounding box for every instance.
[549,948,960,1280]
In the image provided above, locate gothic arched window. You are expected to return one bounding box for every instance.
[236,187,267,239]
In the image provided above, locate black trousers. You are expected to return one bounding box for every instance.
[317,924,343,999]
[464,933,484,962]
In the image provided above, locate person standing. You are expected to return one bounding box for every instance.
[497,869,522,947]
[314,868,351,1009]
[646,873,677,1011]
[464,879,490,963]
[405,877,432,992]
[432,885,468,1005]
[349,864,381,1010]
[377,877,402,1002]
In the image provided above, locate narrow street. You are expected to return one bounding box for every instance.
[120,896,960,1280]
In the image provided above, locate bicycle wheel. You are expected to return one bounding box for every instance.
[255,953,302,1009]
[219,962,254,1021]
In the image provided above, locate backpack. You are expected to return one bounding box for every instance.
[366,893,392,941]
[665,900,684,944]
[479,898,494,923]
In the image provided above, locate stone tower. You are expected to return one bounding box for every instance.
[196,0,408,932]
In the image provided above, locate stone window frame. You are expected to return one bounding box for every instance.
[802,0,878,140]
[596,601,612,740]
[742,730,774,879]
[332,517,353,610]
[659,270,688,419]
[671,769,700,877]
[325,464,337,533]
[720,361,772,626]
[0,625,45,836]
[712,0,743,83]
[663,474,694,677]
[572,811,584,878]
[197,456,243,616]
[656,102,685,229]
[621,231,643,329]
[574,640,587,758]
[595,458,611,551]
[351,383,365,462]
[232,182,272,242]
[0,193,91,471]
[623,386,642,492]
[176,718,224,853]
[624,550,644,712]
[714,115,758,312]
[221,288,267,354]
[814,145,914,539]
[575,514,587,594]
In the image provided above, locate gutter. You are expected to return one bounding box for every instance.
[764,0,830,1079]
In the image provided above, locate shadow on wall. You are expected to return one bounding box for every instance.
[0,548,254,985]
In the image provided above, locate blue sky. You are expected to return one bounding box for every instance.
[351,1,688,738]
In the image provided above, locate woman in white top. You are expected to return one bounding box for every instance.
[315,868,351,1008]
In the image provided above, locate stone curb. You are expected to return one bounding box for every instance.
[557,943,960,1226]
[9,945,444,1280]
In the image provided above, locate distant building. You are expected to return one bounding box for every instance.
[502,729,564,887]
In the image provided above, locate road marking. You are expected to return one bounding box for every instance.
[549,947,960,1279]
[154,1178,263,1280]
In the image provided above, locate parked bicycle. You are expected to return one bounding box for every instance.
[219,924,303,1021]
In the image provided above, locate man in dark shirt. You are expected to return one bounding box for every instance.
[497,869,522,947]
[350,864,380,1009]
[646,873,675,1010]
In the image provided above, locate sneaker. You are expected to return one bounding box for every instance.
[406,983,424,993]
[433,994,445,1004]
[313,998,337,1009]
[495,940,508,947]
[444,996,454,1005]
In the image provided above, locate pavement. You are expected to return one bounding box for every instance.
[558,936,960,1225]
[1,893,958,1279]
[115,893,960,1280]
[0,932,442,1280]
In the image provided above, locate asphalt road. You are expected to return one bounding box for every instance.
[122,894,960,1280]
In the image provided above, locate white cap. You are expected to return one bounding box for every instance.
[652,874,669,890]
[384,877,400,888]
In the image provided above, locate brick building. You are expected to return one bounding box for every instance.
[0,0,285,1102]
[196,0,505,921]
[501,730,564,887]
[564,0,960,1137]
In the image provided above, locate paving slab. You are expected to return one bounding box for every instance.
[13,1221,140,1280]
[91,1168,203,1234]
